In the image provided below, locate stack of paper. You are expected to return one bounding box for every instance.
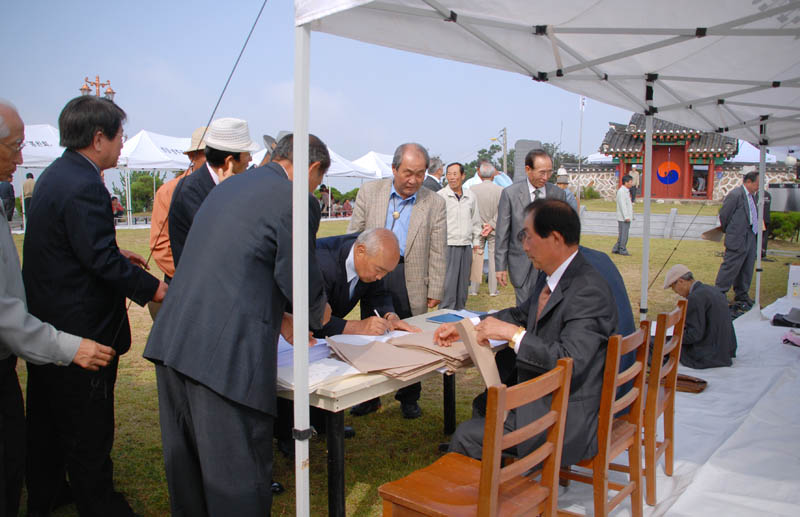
[276,337,361,392]
[387,331,470,372]
[327,337,445,381]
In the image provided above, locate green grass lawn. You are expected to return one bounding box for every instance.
[581,198,722,216]
[10,221,799,516]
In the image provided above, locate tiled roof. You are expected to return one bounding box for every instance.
[599,114,737,157]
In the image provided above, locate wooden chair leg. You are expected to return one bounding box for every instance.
[664,401,675,476]
[629,437,644,517]
[592,463,609,517]
[382,499,393,516]
[644,424,657,506]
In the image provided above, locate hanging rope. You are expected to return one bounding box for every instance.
[648,200,707,290]
[109,0,269,347]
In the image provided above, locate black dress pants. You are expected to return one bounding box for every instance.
[383,262,420,403]
[0,356,24,517]
[155,364,274,517]
[25,357,133,517]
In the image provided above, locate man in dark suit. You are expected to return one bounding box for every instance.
[22,96,167,517]
[315,229,418,337]
[495,149,568,306]
[436,199,616,465]
[715,171,760,307]
[169,117,258,269]
[143,134,330,516]
[666,264,736,369]
[423,157,443,191]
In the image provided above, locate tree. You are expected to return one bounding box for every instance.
[113,170,167,213]
[463,144,516,180]
[541,142,581,172]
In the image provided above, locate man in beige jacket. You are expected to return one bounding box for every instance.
[347,142,446,418]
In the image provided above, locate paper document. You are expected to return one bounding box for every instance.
[455,319,501,389]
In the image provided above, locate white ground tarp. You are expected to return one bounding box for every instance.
[21,124,63,168]
[296,0,800,147]
[119,130,191,170]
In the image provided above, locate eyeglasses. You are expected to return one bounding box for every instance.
[517,229,530,243]
[0,140,25,154]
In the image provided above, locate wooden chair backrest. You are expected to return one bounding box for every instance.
[647,300,688,417]
[478,357,573,517]
[596,322,651,462]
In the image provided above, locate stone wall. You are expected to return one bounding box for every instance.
[563,164,797,201]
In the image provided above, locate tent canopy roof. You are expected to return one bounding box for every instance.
[120,130,191,170]
[296,0,800,146]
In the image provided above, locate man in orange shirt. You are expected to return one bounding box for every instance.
[147,127,205,318]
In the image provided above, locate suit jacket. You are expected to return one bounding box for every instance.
[22,150,160,355]
[347,179,446,315]
[169,163,216,269]
[144,162,327,416]
[423,175,442,192]
[469,180,503,232]
[719,185,756,250]
[0,203,79,364]
[314,233,394,337]
[681,282,737,369]
[490,251,617,466]
[495,181,566,287]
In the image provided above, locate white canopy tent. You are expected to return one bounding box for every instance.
[290,2,800,514]
[118,130,191,226]
[21,124,63,168]
[731,140,777,163]
[352,150,393,178]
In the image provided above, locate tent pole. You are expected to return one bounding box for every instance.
[640,77,655,321]
[292,22,311,517]
[126,170,132,227]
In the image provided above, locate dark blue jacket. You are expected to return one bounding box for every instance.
[168,163,216,269]
[23,150,160,354]
[314,233,394,337]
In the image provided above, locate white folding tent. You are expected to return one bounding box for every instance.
[21,124,63,168]
[118,130,191,226]
[352,150,393,178]
[290,2,800,514]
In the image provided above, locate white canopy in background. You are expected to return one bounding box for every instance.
[585,151,613,164]
[731,140,777,163]
[119,130,191,170]
[352,150,393,178]
[251,147,375,178]
[21,124,63,168]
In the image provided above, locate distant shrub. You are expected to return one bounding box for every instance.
[770,212,800,241]
[582,186,602,200]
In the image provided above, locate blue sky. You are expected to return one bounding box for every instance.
[3,0,633,186]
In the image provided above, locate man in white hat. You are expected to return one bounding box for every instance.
[168,117,260,270]
[664,264,737,369]
[149,126,207,289]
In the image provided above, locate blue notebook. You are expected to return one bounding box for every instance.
[425,313,464,323]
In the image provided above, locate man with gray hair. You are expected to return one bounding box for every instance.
[0,100,118,517]
[423,156,443,191]
[664,264,737,369]
[347,142,446,418]
[469,160,504,296]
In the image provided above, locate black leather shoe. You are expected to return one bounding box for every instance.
[735,295,755,307]
[401,401,422,419]
[344,425,356,439]
[350,398,381,416]
[438,442,450,453]
[271,480,285,494]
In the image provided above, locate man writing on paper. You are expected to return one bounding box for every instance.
[315,228,419,337]
[434,199,616,466]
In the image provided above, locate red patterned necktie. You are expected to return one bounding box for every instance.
[537,285,551,320]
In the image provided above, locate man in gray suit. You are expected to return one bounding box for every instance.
[0,100,115,517]
[435,199,616,465]
[715,171,760,307]
[495,149,566,305]
[347,142,447,419]
[423,157,443,192]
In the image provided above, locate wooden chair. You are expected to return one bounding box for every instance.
[559,321,650,517]
[378,357,574,517]
[641,299,688,506]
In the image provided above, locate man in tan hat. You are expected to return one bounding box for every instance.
[149,126,207,287]
[664,264,737,369]
[169,117,260,270]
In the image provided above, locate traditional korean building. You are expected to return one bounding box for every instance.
[599,114,738,200]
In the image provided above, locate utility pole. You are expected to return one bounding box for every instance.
[491,127,509,177]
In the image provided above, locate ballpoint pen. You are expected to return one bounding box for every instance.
[374,309,390,335]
